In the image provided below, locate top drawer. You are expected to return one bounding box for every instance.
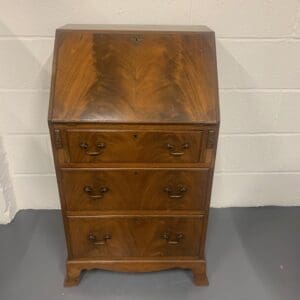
[65,130,203,163]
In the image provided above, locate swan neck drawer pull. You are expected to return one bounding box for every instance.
[164,185,187,199]
[83,186,109,199]
[88,233,111,245]
[166,143,189,156]
[161,232,184,245]
[79,142,106,156]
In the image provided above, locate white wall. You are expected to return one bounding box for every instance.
[1,0,300,223]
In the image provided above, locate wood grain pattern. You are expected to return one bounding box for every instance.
[48,25,220,287]
[61,168,209,211]
[66,130,203,163]
[49,27,219,124]
[53,124,217,167]
[64,259,208,286]
[67,216,204,259]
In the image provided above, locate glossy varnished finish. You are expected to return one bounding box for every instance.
[66,130,203,163]
[48,25,219,287]
[49,26,219,124]
[61,169,209,211]
[68,216,205,258]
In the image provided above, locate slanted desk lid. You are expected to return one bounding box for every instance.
[49,25,219,124]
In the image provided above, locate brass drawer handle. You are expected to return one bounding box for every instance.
[88,232,111,245]
[161,232,184,245]
[79,142,106,156]
[83,186,109,199]
[166,143,189,156]
[164,185,187,199]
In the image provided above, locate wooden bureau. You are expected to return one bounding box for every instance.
[48,24,219,286]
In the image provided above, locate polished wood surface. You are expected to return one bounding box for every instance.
[61,169,209,211]
[59,24,212,32]
[49,26,219,124]
[64,259,208,287]
[53,123,216,167]
[66,130,203,163]
[48,25,219,287]
[68,216,204,258]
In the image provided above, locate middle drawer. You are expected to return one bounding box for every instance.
[61,169,209,211]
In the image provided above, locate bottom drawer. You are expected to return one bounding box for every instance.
[68,216,205,259]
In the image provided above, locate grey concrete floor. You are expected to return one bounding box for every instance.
[0,207,299,300]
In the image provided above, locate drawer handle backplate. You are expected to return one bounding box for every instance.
[166,143,189,156]
[83,186,109,199]
[164,185,187,199]
[161,232,184,245]
[88,232,111,245]
[79,142,106,156]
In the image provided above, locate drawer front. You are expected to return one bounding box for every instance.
[66,130,202,163]
[68,216,204,258]
[62,169,209,211]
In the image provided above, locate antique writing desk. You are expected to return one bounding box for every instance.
[48,24,219,286]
